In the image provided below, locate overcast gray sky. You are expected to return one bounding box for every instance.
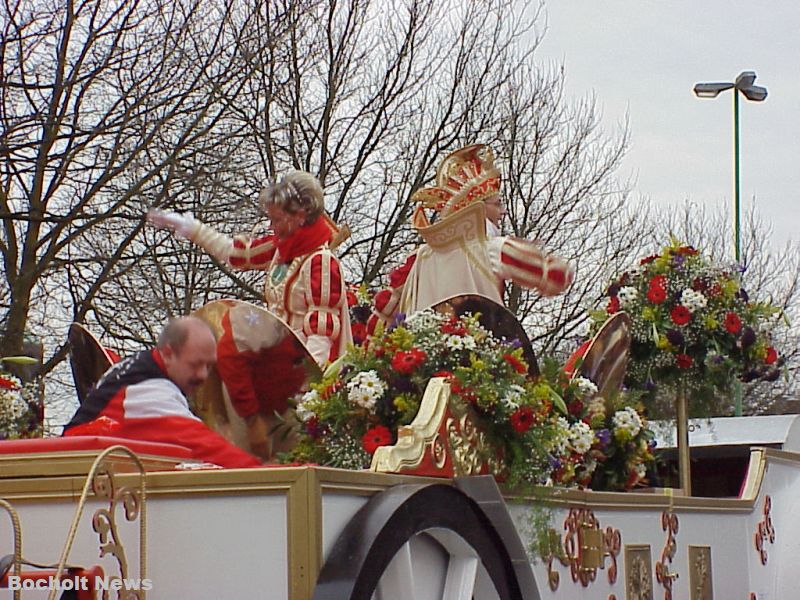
[536,1,800,254]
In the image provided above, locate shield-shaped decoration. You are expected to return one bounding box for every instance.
[68,323,116,405]
[575,312,632,397]
[191,299,321,456]
[431,293,539,377]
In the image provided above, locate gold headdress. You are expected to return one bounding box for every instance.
[411,144,501,230]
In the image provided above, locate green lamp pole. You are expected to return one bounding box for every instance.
[693,71,767,264]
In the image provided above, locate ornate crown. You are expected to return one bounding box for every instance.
[411,144,501,229]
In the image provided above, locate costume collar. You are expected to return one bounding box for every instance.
[275,218,333,263]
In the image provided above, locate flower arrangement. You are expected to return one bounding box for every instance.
[286,309,655,492]
[590,241,783,415]
[0,357,44,440]
[537,357,656,491]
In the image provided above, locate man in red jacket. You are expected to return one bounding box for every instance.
[64,316,261,468]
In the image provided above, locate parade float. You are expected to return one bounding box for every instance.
[0,235,791,600]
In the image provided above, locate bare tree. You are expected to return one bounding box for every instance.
[2,0,655,422]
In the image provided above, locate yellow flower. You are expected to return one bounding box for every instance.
[533,382,552,402]
[641,307,656,322]
[656,335,672,351]
[703,315,718,330]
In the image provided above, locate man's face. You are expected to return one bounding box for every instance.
[484,195,506,227]
[161,326,217,396]
[266,204,306,240]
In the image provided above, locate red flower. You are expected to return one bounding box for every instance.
[707,283,723,298]
[503,353,528,375]
[677,246,698,256]
[724,312,742,334]
[670,305,691,326]
[765,347,778,365]
[606,296,620,314]
[650,275,667,289]
[351,323,368,345]
[451,380,477,405]
[510,407,535,433]
[441,319,467,336]
[567,399,584,417]
[640,255,659,265]
[362,425,393,454]
[676,353,693,368]
[432,370,453,380]
[646,286,667,304]
[346,289,359,307]
[391,348,427,374]
[0,375,17,390]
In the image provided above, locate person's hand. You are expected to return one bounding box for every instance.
[146,209,195,239]
[246,412,271,460]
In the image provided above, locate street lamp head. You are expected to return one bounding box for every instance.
[693,82,735,98]
[735,71,757,89]
[735,71,768,102]
[740,85,767,102]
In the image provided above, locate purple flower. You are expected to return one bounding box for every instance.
[672,254,686,269]
[607,283,621,297]
[548,455,562,470]
[351,305,371,323]
[737,288,750,302]
[596,428,611,448]
[389,312,406,330]
[740,326,756,348]
[665,329,684,347]
[645,378,657,392]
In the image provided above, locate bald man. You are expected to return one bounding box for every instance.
[64,317,261,468]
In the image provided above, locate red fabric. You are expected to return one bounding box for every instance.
[389,253,416,288]
[564,340,591,377]
[112,416,262,468]
[303,253,345,340]
[230,235,276,268]
[4,435,193,459]
[63,416,121,436]
[275,218,333,263]
[216,313,306,419]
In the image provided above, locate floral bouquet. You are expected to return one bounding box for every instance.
[0,358,44,440]
[590,241,782,416]
[286,308,655,491]
[537,358,656,491]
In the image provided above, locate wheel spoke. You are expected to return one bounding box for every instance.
[375,541,416,600]
[442,555,478,600]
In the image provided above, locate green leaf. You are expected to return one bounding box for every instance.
[0,356,38,365]
[548,389,568,415]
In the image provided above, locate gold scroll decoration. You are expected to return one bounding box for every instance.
[754,494,775,566]
[545,507,621,591]
[655,511,679,600]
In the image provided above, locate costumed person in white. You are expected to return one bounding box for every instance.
[147,171,351,460]
[63,317,262,468]
[369,144,574,331]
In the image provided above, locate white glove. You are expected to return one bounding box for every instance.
[146,209,196,239]
[305,334,333,367]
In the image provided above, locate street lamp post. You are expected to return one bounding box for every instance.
[693,71,767,263]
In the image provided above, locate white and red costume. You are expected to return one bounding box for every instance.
[370,145,574,330]
[63,349,261,468]
[187,217,352,419]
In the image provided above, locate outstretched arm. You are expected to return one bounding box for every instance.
[490,237,574,296]
[147,209,277,269]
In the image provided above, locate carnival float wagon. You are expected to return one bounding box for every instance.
[0,292,794,600]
